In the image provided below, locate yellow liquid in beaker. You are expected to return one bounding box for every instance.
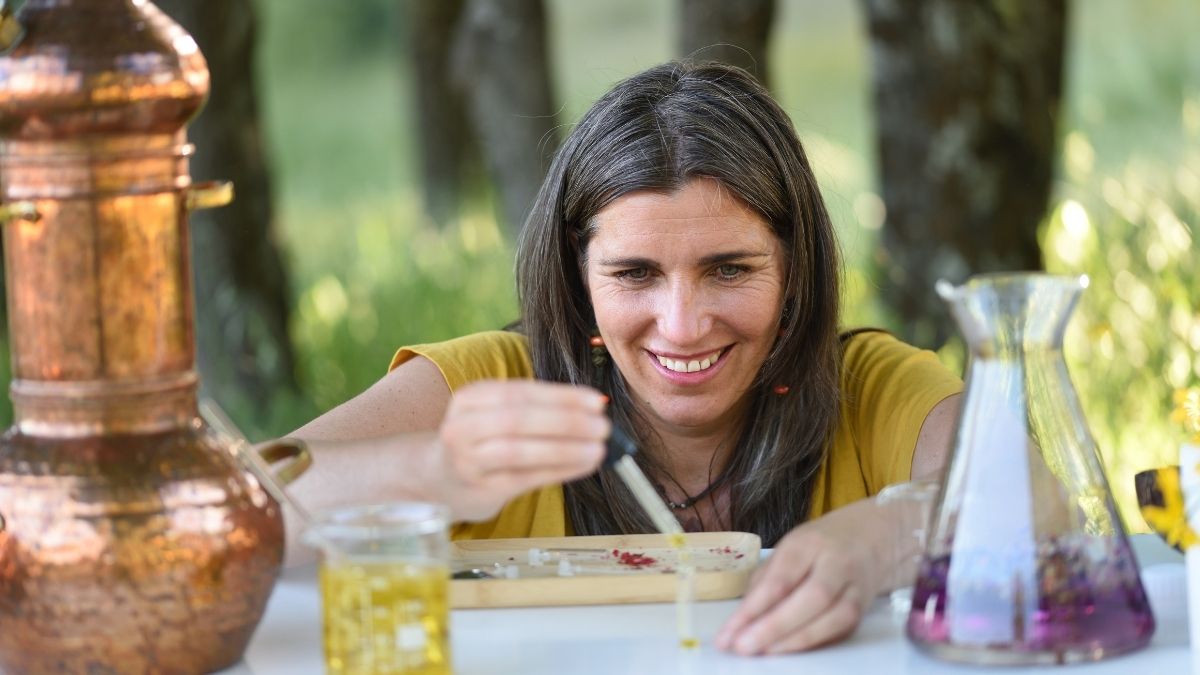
[319,561,451,675]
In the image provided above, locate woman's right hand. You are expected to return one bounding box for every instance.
[433,380,610,521]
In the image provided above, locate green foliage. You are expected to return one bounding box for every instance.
[1034,0,1200,530]
[259,0,400,73]
[1043,114,1199,530]
[288,196,518,416]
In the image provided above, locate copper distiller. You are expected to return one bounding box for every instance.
[0,1,308,672]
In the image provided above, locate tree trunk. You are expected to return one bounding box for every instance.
[452,0,559,236]
[678,0,776,87]
[157,0,299,433]
[406,0,480,227]
[862,0,1067,348]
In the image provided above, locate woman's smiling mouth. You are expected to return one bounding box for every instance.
[648,347,730,383]
[654,348,724,373]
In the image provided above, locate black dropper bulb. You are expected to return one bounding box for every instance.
[603,423,637,468]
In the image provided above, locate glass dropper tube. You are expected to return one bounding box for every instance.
[607,427,698,649]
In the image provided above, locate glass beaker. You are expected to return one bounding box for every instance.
[906,273,1154,665]
[875,480,941,617]
[305,502,453,675]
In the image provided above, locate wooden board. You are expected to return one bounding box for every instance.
[450,531,760,608]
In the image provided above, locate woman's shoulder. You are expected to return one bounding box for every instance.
[389,330,533,391]
[836,327,962,408]
[818,328,962,508]
[839,328,942,377]
[838,326,902,353]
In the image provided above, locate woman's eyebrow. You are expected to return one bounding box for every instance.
[596,250,771,268]
[697,250,772,265]
[596,256,658,268]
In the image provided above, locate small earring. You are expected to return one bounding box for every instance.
[772,384,790,395]
[589,330,608,390]
[779,303,792,339]
[589,331,607,368]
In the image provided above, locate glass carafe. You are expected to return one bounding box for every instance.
[906,273,1154,665]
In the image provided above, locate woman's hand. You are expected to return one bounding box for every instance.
[714,498,893,655]
[433,380,610,521]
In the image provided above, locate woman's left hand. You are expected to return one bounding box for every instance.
[714,498,888,655]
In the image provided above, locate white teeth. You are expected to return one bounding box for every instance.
[656,350,722,373]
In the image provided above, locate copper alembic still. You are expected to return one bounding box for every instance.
[0,1,309,673]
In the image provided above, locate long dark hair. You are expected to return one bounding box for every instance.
[514,61,841,546]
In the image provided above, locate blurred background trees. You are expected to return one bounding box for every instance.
[0,0,1194,526]
[862,0,1067,347]
[452,0,560,236]
[678,0,776,86]
[157,0,303,426]
[405,0,559,235]
[406,0,479,228]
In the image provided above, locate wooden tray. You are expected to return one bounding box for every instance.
[450,531,760,608]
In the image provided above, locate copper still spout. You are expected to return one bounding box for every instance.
[0,1,307,672]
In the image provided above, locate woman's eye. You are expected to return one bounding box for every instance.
[716,264,745,280]
[615,268,650,281]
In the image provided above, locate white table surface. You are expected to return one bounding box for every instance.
[220,535,1190,674]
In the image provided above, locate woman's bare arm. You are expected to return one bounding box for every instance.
[910,393,962,482]
[295,356,452,441]
[279,356,608,565]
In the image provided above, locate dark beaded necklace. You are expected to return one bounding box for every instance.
[660,466,733,510]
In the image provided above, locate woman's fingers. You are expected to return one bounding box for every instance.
[726,552,850,655]
[442,380,610,477]
[455,380,607,413]
[458,437,606,477]
[435,380,613,520]
[716,496,884,656]
[714,542,815,649]
[762,587,862,655]
[479,460,607,499]
[454,405,611,447]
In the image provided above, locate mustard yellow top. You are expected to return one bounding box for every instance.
[390,330,962,541]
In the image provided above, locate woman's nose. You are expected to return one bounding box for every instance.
[656,282,711,345]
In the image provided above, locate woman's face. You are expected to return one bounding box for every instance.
[584,177,787,436]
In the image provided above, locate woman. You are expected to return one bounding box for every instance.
[290,61,962,656]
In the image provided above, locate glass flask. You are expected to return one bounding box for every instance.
[906,273,1154,665]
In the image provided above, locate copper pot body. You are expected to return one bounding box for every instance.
[0,2,300,673]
